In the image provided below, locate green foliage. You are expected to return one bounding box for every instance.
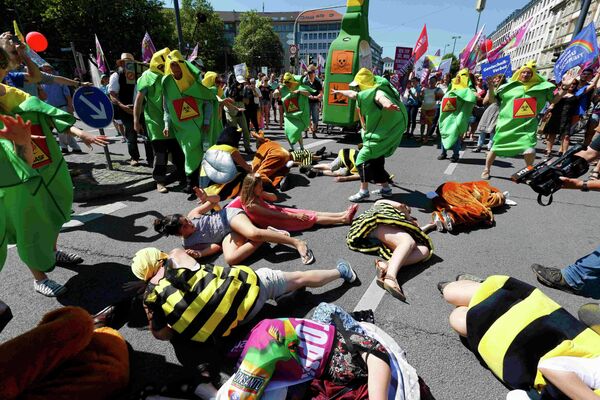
[232,11,283,72]
[180,0,228,71]
[442,53,460,75]
[3,0,175,70]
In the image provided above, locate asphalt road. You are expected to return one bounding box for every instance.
[1,121,598,400]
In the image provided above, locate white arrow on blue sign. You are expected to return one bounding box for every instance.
[73,87,114,129]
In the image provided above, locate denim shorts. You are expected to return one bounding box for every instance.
[242,268,288,323]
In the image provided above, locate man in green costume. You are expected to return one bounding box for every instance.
[134,47,185,194]
[161,50,217,193]
[280,73,315,150]
[482,61,567,179]
[331,68,407,202]
[0,79,107,296]
[201,71,225,146]
[438,68,477,163]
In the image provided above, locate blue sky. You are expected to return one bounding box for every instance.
[163,0,530,58]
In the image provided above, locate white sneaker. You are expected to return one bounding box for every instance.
[348,190,370,202]
[34,279,67,297]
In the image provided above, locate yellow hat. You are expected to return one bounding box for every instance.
[131,247,168,281]
[202,71,217,88]
[511,60,542,91]
[283,72,300,88]
[349,68,375,91]
[165,50,196,92]
[149,47,171,75]
[0,83,29,114]
[452,68,470,90]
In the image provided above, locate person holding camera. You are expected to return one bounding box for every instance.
[532,134,600,298]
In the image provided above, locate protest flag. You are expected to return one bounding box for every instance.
[141,32,157,63]
[188,43,199,62]
[554,22,600,82]
[413,25,429,61]
[94,34,108,74]
[487,17,532,62]
[460,25,485,70]
[13,20,48,67]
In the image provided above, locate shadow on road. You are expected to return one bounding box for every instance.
[62,210,164,242]
[397,253,444,287]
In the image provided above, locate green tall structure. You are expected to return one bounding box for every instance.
[322,0,371,127]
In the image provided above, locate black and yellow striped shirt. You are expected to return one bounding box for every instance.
[144,264,260,342]
[467,275,600,393]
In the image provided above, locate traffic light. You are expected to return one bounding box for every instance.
[290,56,296,67]
[552,51,561,63]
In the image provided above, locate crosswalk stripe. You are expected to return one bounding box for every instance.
[304,139,333,149]
[443,150,465,175]
[7,202,128,249]
[353,277,387,312]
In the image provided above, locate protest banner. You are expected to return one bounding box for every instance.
[481,55,513,80]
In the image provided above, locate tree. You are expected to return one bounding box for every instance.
[180,0,228,71]
[233,11,283,72]
[442,53,460,75]
[3,0,175,71]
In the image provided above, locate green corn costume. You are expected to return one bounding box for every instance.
[280,73,315,146]
[136,47,170,142]
[0,88,74,271]
[439,68,477,150]
[354,72,407,166]
[492,61,555,157]
[162,50,216,174]
[201,71,224,146]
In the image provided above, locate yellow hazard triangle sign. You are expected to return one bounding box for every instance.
[442,97,457,113]
[513,97,536,118]
[173,96,200,122]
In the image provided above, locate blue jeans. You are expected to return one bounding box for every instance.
[441,139,461,157]
[309,101,320,128]
[477,131,494,149]
[562,245,600,299]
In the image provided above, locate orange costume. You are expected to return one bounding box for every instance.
[252,138,291,189]
[431,181,505,231]
[0,307,129,400]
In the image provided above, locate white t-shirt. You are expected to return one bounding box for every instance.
[108,72,120,94]
[538,355,600,391]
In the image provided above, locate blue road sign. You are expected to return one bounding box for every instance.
[73,86,114,129]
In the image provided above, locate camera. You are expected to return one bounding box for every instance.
[512,145,589,205]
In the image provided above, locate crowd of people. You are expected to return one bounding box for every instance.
[1,27,600,400]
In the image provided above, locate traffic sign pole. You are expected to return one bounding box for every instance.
[99,128,113,170]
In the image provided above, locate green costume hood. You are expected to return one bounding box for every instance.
[280,75,316,145]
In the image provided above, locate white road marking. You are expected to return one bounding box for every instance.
[7,202,128,250]
[304,139,333,149]
[62,202,128,228]
[443,150,465,175]
[353,278,387,311]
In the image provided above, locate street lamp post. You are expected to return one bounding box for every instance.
[173,0,185,51]
[293,3,346,73]
[443,43,449,55]
[451,36,461,55]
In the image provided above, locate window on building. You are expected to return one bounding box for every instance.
[303,33,308,41]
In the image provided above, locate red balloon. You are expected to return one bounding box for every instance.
[25,31,48,52]
[482,38,493,53]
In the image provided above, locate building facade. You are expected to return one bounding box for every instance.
[489,0,561,76]
[218,9,383,72]
[382,56,394,72]
[538,0,600,78]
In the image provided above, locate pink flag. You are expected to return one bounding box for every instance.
[299,58,308,71]
[187,43,199,61]
[141,32,157,63]
[487,17,532,62]
[317,53,326,74]
[94,34,108,74]
[413,25,428,62]
[460,25,485,70]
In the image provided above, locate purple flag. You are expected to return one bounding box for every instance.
[460,25,485,70]
[141,32,157,63]
[188,43,199,61]
[95,34,108,74]
[487,17,532,62]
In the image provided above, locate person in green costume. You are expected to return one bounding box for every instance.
[201,71,224,146]
[331,68,407,202]
[161,50,217,193]
[280,72,316,150]
[134,47,186,194]
[481,61,570,180]
[0,80,108,297]
[438,68,477,163]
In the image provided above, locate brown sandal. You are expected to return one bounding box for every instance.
[383,276,407,302]
[374,260,387,289]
